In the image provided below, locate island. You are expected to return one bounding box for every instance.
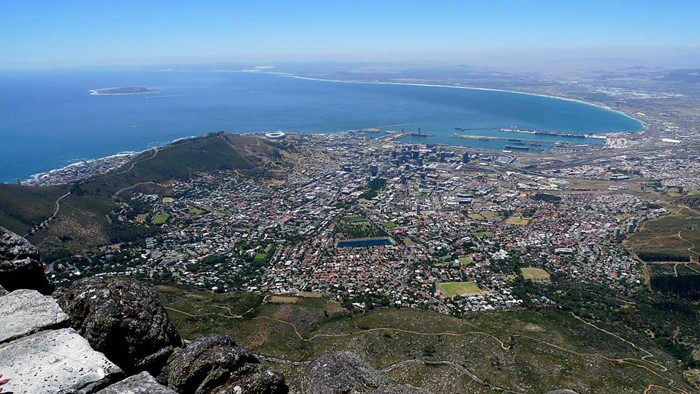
[89,87,159,95]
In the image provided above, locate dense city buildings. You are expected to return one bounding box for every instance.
[50,132,675,316]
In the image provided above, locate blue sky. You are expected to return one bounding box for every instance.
[1,0,699,68]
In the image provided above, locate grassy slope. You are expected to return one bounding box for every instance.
[156,285,694,394]
[0,134,287,253]
[628,209,700,261]
[0,184,69,234]
[79,133,270,196]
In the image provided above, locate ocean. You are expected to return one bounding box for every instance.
[0,69,643,183]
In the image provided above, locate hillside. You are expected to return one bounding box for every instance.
[78,132,290,197]
[156,284,698,393]
[0,133,291,255]
[0,184,69,235]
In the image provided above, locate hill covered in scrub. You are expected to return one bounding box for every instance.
[0,133,292,256]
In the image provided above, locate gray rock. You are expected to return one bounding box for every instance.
[0,284,7,296]
[0,288,69,344]
[0,226,53,294]
[165,335,288,394]
[97,371,176,394]
[58,277,183,375]
[302,352,428,394]
[0,327,123,394]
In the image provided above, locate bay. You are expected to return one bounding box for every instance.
[0,69,643,182]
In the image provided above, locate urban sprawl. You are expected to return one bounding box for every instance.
[49,132,689,316]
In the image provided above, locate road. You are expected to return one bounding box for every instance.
[24,191,71,238]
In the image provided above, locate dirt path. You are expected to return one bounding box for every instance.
[677,229,700,257]
[383,359,523,393]
[24,191,71,237]
[163,304,689,393]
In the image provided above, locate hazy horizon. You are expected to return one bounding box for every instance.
[2,0,699,71]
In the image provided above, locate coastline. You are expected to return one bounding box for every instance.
[6,71,646,184]
[282,74,646,131]
[21,135,201,186]
[22,152,140,186]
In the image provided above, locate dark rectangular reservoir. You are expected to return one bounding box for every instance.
[337,237,393,248]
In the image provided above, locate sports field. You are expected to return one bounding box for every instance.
[521,267,551,281]
[437,281,482,297]
[151,212,170,224]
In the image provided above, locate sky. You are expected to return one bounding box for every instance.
[1,0,699,69]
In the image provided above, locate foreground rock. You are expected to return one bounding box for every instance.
[97,371,176,394]
[0,226,53,294]
[302,352,428,394]
[0,289,69,344]
[165,335,288,394]
[0,328,123,393]
[58,277,183,375]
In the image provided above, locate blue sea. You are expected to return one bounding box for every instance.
[0,69,643,183]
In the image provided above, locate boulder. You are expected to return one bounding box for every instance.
[0,226,52,294]
[165,334,287,394]
[302,352,428,394]
[58,277,183,375]
[0,288,69,344]
[0,327,123,394]
[97,371,176,394]
[0,284,7,296]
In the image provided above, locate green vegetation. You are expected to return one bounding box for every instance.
[383,221,397,229]
[472,231,494,238]
[0,133,290,254]
[531,193,562,202]
[651,275,700,300]
[80,133,285,197]
[189,207,205,215]
[458,256,474,265]
[437,281,482,297]
[254,252,268,262]
[627,207,700,263]
[505,216,530,225]
[157,283,696,393]
[151,212,170,225]
[520,267,551,281]
[342,216,367,223]
[0,184,69,235]
[359,178,386,200]
[335,218,387,240]
[106,221,163,244]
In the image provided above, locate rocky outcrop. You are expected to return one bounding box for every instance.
[302,352,428,394]
[0,226,52,294]
[58,277,183,376]
[0,284,7,296]
[164,334,288,394]
[97,371,176,394]
[0,289,69,344]
[0,327,124,393]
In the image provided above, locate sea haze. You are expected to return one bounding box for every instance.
[0,69,643,182]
